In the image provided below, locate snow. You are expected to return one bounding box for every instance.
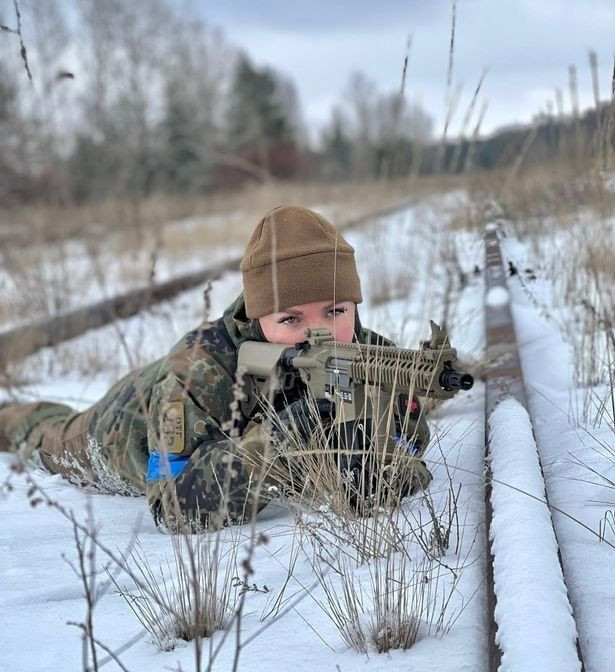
[488,398,581,672]
[2,194,614,671]
[485,286,510,307]
[499,230,615,672]
[0,199,490,671]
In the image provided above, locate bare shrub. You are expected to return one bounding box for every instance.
[110,530,240,652]
[310,542,463,654]
[63,498,133,672]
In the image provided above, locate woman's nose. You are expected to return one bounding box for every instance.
[304,319,334,335]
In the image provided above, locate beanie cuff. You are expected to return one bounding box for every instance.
[243,250,363,318]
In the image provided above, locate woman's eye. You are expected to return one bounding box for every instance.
[328,307,347,317]
[278,315,298,325]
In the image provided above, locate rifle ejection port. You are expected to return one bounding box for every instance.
[325,364,353,403]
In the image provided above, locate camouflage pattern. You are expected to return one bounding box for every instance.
[0,293,431,531]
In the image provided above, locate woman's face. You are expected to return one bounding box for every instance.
[259,300,356,345]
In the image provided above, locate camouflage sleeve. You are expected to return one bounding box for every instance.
[145,370,272,532]
[394,396,431,455]
[146,421,273,532]
[147,369,232,459]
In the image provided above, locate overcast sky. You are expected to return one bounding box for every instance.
[197,0,614,139]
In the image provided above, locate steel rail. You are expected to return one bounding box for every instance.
[484,222,586,672]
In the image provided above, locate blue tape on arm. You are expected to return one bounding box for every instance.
[395,436,421,455]
[147,450,190,481]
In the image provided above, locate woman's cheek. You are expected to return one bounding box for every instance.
[332,320,354,343]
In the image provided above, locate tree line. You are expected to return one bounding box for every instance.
[0,0,436,205]
[1,0,611,207]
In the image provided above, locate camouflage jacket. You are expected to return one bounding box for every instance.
[85,294,430,530]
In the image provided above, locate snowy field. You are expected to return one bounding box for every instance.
[0,198,395,334]
[1,198,613,671]
[0,213,245,334]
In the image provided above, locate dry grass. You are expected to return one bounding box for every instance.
[296,447,471,654]
[259,385,431,505]
[446,149,615,421]
[0,175,463,251]
[446,161,615,233]
[0,300,11,325]
[497,169,615,413]
[228,378,476,654]
[0,175,464,344]
[310,545,464,655]
[110,532,240,652]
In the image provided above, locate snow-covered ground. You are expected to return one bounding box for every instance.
[500,229,615,672]
[1,198,613,671]
[0,197,416,334]
[0,214,245,334]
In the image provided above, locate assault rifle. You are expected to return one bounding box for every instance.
[237,321,473,448]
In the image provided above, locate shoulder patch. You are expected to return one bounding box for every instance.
[160,401,184,453]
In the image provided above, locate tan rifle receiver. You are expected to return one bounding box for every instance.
[237,321,474,437]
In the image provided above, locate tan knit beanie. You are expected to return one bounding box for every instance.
[240,205,363,318]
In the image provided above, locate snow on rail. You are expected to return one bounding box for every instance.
[488,398,581,672]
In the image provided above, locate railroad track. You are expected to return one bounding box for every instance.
[483,224,586,671]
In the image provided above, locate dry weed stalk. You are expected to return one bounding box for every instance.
[15,476,146,672]
[416,480,462,559]
[63,497,125,672]
[0,0,32,80]
[599,510,615,544]
[310,540,463,655]
[259,528,304,621]
[110,531,240,652]
[249,358,439,565]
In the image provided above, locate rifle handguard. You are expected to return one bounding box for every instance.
[237,321,473,425]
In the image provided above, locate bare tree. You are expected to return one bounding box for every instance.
[323,71,433,180]
[345,71,378,177]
